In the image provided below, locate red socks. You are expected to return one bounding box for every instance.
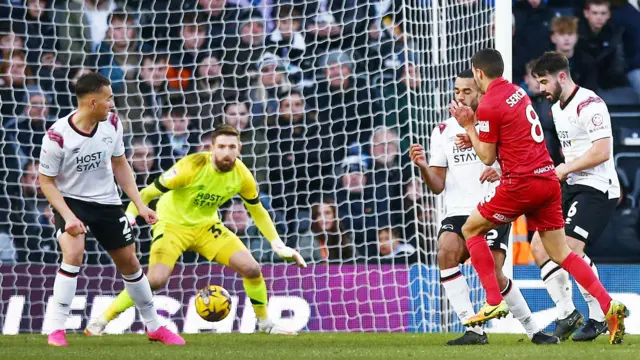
[561,252,611,313]
[467,235,503,305]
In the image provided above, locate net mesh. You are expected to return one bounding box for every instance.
[0,0,495,333]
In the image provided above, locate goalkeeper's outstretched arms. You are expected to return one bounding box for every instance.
[239,167,307,268]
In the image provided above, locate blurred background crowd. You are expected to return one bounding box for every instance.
[0,0,639,266]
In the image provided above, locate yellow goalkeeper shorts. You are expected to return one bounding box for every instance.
[149,220,247,268]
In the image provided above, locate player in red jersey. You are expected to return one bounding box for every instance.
[449,49,628,344]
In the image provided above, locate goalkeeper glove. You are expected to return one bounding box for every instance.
[125,212,137,227]
[270,238,307,268]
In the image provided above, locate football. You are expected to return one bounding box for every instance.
[194,285,232,322]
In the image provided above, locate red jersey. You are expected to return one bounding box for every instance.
[477,77,556,180]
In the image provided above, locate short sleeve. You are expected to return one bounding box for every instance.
[429,125,447,168]
[39,129,64,177]
[477,103,499,143]
[112,114,125,157]
[238,162,260,205]
[155,157,194,191]
[579,99,612,142]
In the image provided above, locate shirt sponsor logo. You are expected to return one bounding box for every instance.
[478,121,490,132]
[75,151,106,172]
[193,192,226,208]
[534,165,554,174]
[451,145,480,163]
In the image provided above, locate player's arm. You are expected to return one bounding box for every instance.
[410,129,446,194]
[556,107,612,180]
[124,158,193,219]
[449,101,497,165]
[38,130,86,235]
[239,166,307,267]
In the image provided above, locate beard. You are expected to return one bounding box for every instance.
[214,157,235,172]
[545,85,562,104]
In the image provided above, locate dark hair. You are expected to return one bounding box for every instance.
[585,0,610,10]
[75,72,111,98]
[531,51,571,78]
[471,49,504,78]
[211,124,240,144]
[311,198,354,262]
[108,8,135,25]
[457,69,474,79]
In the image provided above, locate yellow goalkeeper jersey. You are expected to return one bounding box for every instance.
[153,152,260,227]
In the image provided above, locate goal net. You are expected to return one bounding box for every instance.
[0,0,495,334]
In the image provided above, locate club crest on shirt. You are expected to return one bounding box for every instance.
[591,114,603,127]
[102,136,113,146]
[163,168,179,181]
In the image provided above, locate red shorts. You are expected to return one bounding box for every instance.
[477,177,565,232]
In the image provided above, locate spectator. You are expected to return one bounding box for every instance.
[54,0,116,67]
[521,60,563,165]
[129,137,160,188]
[368,127,405,223]
[266,90,321,228]
[126,52,173,134]
[612,0,640,102]
[0,50,33,121]
[221,100,268,186]
[250,53,291,126]
[310,50,380,185]
[577,0,636,103]
[549,16,598,90]
[4,87,53,161]
[266,4,307,71]
[168,11,210,80]
[222,10,267,91]
[95,8,147,118]
[193,0,244,51]
[11,0,56,68]
[383,61,423,154]
[354,13,398,75]
[10,160,57,263]
[158,104,200,170]
[310,198,354,263]
[513,0,555,83]
[401,178,435,262]
[186,52,232,131]
[335,154,381,258]
[0,228,15,263]
[0,28,25,59]
[376,226,417,264]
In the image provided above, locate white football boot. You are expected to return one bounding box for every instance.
[257,318,297,335]
[84,317,108,336]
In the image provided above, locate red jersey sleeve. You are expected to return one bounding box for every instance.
[477,101,500,144]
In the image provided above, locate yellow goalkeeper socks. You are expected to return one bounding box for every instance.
[243,275,268,320]
[102,290,136,322]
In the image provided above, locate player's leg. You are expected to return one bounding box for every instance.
[531,232,582,341]
[88,221,186,335]
[460,209,510,326]
[48,231,85,346]
[197,223,294,335]
[490,235,559,345]
[93,212,184,344]
[529,184,628,344]
[437,217,486,346]
[560,188,617,341]
[47,200,88,346]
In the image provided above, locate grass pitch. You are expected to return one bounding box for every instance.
[1,333,638,360]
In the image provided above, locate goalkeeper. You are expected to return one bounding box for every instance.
[86,125,306,335]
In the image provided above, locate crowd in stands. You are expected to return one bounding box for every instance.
[0,0,639,265]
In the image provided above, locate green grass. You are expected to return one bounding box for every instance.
[1,333,638,360]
